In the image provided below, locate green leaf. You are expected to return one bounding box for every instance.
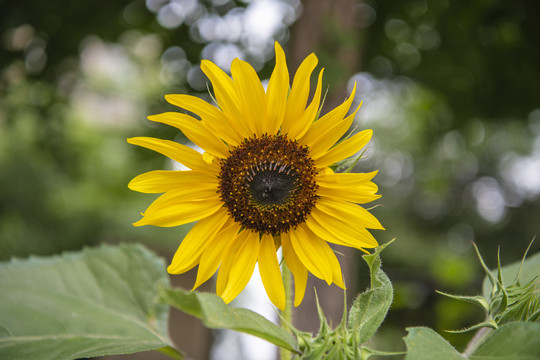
[362,239,395,288]
[403,327,464,360]
[473,243,499,300]
[470,322,540,359]
[444,319,498,334]
[482,248,540,300]
[313,290,331,337]
[435,291,490,312]
[403,323,540,359]
[481,246,540,324]
[347,240,394,344]
[0,244,177,360]
[159,286,299,353]
[360,346,405,360]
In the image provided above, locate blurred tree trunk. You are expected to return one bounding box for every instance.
[287,0,365,332]
[288,0,363,113]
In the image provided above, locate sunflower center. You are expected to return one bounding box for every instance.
[249,170,294,206]
[218,134,318,235]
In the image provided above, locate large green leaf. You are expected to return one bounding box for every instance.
[0,244,177,360]
[403,327,464,360]
[403,322,540,360]
[159,287,299,353]
[347,241,394,344]
[470,322,540,360]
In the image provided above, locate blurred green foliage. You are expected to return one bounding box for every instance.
[356,0,540,351]
[364,0,540,120]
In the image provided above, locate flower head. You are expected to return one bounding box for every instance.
[128,43,383,310]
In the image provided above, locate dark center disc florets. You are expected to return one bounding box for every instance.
[218,134,319,235]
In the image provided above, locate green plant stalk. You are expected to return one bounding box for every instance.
[157,345,184,360]
[462,326,493,356]
[281,262,293,360]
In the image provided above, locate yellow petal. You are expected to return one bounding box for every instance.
[221,231,260,303]
[200,60,244,120]
[300,225,344,288]
[127,137,209,172]
[138,185,219,217]
[266,42,289,135]
[316,171,381,204]
[134,198,222,227]
[333,263,345,288]
[316,197,384,230]
[306,207,378,250]
[288,226,333,284]
[308,112,356,159]
[287,69,324,140]
[192,220,241,289]
[301,84,359,157]
[259,234,286,310]
[281,53,318,135]
[273,235,282,250]
[128,170,216,194]
[281,233,308,307]
[200,60,253,139]
[303,83,356,142]
[316,186,380,205]
[165,94,243,146]
[216,230,250,296]
[317,170,378,185]
[148,112,230,158]
[314,129,373,168]
[231,58,267,136]
[167,207,230,274]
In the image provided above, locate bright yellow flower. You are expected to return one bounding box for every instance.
[128,43,383,310]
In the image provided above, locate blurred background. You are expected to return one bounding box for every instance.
[1,0,539,358]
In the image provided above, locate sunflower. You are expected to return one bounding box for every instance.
[128,43,383,310]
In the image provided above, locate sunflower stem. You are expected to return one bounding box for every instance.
[281,261,293,360]
[463,326,493,356]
